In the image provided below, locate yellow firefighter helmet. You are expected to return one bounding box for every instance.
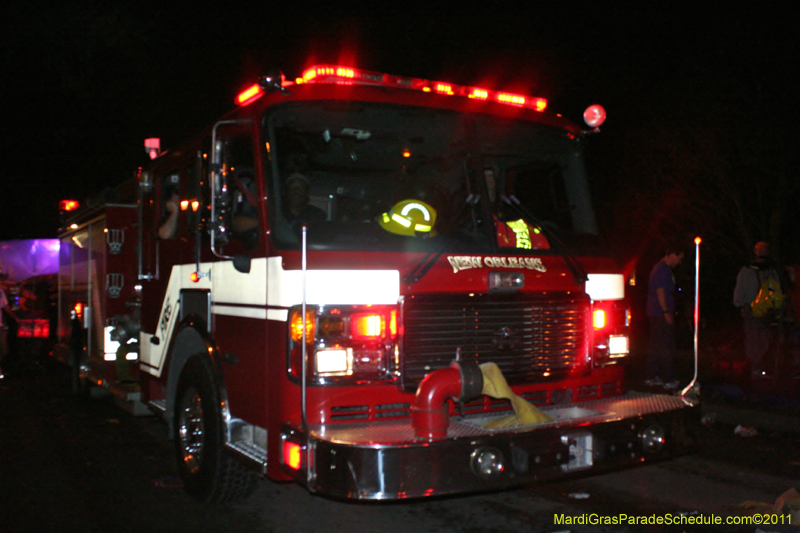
[379,199,437,236]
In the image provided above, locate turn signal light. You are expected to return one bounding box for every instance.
[283,441,302,470]
[290,308,316,343]
[593,309,607,330]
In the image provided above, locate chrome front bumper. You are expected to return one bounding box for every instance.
[293,392,699,500]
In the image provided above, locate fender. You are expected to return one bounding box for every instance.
[162,315,231,436]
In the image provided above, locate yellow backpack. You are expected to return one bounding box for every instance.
[751,275,785,319]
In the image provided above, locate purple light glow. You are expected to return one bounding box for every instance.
[0,239,60,281]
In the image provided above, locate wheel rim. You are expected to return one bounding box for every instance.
[177,386,205,473]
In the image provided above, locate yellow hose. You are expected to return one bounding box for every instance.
[479,362,554,428]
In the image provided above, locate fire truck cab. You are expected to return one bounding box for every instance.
[56,65,698,502]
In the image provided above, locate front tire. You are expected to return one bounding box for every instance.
[173,356,256,503]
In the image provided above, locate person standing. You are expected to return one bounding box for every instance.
[733,241,783,377]
[645,246,685,390]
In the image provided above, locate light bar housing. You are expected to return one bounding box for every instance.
[299,65,547,112]
[235,64,547,113]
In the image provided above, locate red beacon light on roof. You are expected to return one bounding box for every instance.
[583,104,607,128]
[59,199,80,212]
[144,138,161,160]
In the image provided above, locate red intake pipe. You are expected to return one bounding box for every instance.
[411,362,483,440]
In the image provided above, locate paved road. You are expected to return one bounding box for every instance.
[2,366,799,533]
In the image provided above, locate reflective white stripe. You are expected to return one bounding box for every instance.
[139,265,187,378]
[400,202,431,221]
[140,257,400,378]
[212,258,266,305]
[585,273,625,301]
[267,309,289,321]
[104,326,120,358]
[139,333,154,371]
[267,257,400,309]
[212,305,267,319]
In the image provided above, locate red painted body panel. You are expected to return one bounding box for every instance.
[213,314,269,426]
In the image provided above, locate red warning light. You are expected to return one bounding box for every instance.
[497,93,526,106]
[236,84,265,106]
[60,199,80,212]
[435,83,454,95]
[144,137,161,159]
[583,104,607,128]
[469,88,489,100]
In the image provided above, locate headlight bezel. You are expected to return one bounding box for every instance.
[288,304,398,385]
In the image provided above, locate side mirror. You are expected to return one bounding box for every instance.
[139,170,153,193]
[210,161,232,248]
[233,254,251,274]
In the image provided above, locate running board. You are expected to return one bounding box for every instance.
[105,382,151,416]
[148,398,167,416]
[225,419,268,474]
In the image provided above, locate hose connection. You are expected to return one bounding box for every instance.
[410,361,483,440]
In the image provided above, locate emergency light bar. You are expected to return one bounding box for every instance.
[235,64,547,112]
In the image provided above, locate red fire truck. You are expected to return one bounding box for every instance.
[56,65,698,502]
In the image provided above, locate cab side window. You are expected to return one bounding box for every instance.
[218,129,261,251]
[157,172,181,240]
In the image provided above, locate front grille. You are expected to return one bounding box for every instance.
[400,292,591,392]
[330,405,369,421]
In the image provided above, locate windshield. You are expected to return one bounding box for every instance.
[265,102,598,253]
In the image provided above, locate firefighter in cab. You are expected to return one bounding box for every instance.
[483,167,549,250]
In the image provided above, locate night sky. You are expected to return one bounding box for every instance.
[3,2,798,294]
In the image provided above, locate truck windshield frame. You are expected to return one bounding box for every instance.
[263,101,599,254]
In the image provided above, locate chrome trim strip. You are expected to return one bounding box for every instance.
[211,304,267,319]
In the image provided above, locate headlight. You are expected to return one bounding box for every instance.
[315,347,353,376]
[288,305,397,384]
[608,335,629,356]
[592,301,630,365]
